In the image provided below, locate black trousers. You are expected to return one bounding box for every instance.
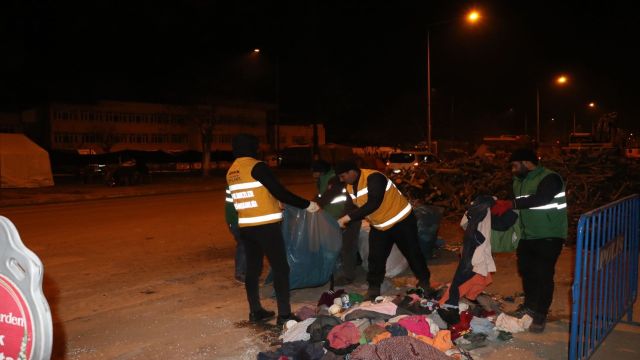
[340,219,362,280]
[239,222,291,316]
[367,212,431,288]
[516,238,564,316]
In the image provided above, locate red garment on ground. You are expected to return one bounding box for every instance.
[326,322,360,349]
[397,315,433,337]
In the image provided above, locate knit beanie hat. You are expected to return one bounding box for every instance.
[509,148,539,164]
[334,160,359,175]
[232,134,259,158]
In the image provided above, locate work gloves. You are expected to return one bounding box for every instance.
[306,201,320,213]
[491,199,513,216]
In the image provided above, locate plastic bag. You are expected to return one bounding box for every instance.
[280,205,343,289]
[358,221,409,278]
[414,205,444,261]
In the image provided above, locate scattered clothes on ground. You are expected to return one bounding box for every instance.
[326,322,360,350]
[398,315,437,337]
[457,332,488,351]
[475,293,503,314]
[371,331,392,344]
[282,317,316,343]
[413,330,454,352]
[427,312,448,330]
[295,305,318,320]
[348,293,364,305]
[438,273,494,306]
[362,324,388,343]
[257,340,325,360]
[348,318,371,334]
[307,316,343,343]
[342,300,398,319]
[343,309,394,322]
[495,313,533,333]
[385,323,409,337]
[470,316,495,335]
[318,289,346,307]
[350,336,451,360]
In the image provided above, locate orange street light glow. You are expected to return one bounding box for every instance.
[556,75,568,85]
[253,48,260,53]
[467,10,481,23]
[588,102,596,108]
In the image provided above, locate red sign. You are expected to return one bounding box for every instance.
[0,274,33,360]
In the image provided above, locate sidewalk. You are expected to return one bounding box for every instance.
[0,170,313,208]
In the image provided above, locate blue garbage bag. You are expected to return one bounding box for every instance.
[414,205,444,262]
[267,205,342,290]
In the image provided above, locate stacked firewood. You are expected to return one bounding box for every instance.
[389,152,640,243]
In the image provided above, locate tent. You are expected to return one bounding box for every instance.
[0,133,54,188]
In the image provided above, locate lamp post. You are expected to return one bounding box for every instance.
[426,10,481,151]
[253,48,280,153]
[535,74,569,145]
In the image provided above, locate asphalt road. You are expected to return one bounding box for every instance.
[2,182,638,359]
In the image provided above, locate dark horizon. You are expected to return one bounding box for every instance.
[2,0,638,145]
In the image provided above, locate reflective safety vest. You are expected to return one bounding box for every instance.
[513,166,568,239]
[346,169,412,231]
[226,157,282,227]
[317,169,347,219]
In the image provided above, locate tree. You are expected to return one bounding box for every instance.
[187,104,215,177]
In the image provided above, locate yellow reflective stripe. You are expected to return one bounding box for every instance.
[385,180,392,191]
[225,189,231,194]
[229,181,263,191]
[554,192,566,198]
[373,203,412,229]
[238,212,283,224]
[516,195,530,199]
[355,187,368,198]
[225,197,234,203]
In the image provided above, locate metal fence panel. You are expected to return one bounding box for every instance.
[569,194,639,360]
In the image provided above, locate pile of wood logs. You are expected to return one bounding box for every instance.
[388,151,640,243]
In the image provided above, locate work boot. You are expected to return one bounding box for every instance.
[365,286,381,301]
[507,304,534,319]
[276,313,301,326]
[249,308,275,323]
[417,280,438,298]
[529,312,547,333]
[437,307,461,326]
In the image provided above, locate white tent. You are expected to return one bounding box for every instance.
[0,133,54,188]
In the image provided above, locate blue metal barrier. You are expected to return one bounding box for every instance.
[569,194,640,360]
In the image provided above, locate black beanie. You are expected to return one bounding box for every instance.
[334,160,359,175]
[509,148,539,164]
[232,134,259,158]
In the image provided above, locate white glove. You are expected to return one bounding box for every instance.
[306,201,320,213]
[337,215,351,228]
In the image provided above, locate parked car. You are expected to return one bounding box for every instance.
[385,151,439,173]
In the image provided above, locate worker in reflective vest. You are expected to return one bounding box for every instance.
[312,160,361,285]
[491,148,568,333]
[226,134,319,326]
[334,160,432,300]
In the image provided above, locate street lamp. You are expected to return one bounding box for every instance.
[426,9,481,152]
[252,48,280,153]
[536,74,569,145]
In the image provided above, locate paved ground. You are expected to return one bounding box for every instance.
[1,170,638,359]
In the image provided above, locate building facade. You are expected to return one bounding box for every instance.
[42,100,274,153]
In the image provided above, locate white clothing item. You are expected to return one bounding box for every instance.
[494,313,533,333]
[460,209,497,276]
[282,317,317,342]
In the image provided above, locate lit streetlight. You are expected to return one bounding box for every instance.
[536,74,569,145]
[426,9,482,151]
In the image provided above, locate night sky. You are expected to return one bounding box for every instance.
[2,0,638,145]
